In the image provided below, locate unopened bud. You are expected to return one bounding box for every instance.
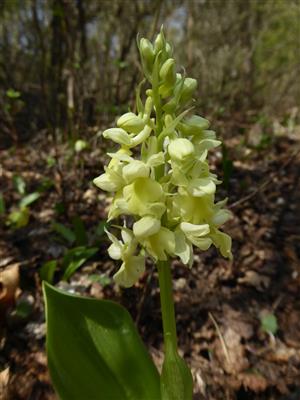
[165,42,172,57]
[139,38,155,75]
[117,112,145,134]
[144,96,153,119]
[160,58,176,85]
[179,115,210,136]
[154,30,166,54]
[180,78,197,104]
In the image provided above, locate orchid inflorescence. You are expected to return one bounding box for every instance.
[94,28,232,288]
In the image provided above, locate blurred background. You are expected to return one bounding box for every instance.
[0,0,299,144]
[0,1,300,399]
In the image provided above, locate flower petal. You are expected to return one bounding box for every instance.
[211,230,232,259]
[144,227,175,261]
[113,255,145,288]
[122,160,150,183]
[133,216,161,239]
[103,128,131,146]
[180,222,210,237]
[188,178,216,197]
[174,230,192,265]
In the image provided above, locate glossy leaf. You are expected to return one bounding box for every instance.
[43,283,161,400]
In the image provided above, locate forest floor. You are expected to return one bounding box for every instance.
[0,119,300,400]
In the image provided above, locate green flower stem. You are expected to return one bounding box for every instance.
[153,88,163,135]
[157,260,178,353]
[157,261,193,400]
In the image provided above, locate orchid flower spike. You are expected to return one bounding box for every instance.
[94,27,232,287]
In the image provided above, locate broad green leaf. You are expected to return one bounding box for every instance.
[52,222,76,244]
[19,192,40,208]
[43,283,161,400]
[40,260,57,284]
[62,246,98,280]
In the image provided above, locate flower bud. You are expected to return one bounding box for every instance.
[165,42,172,57]
[117,112,145,134]
[159,58,176,86]
[146,89,153,97]
[179,115,210,136]
[159,84,173,98]
[168,138,195,162]
[154,30,166,54]
[180,78,197,104]
[143,96,153,120]
[139,38,155,76]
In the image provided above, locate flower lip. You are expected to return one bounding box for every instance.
[102,128,131,146]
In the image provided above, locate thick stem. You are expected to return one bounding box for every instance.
[157,260,178,353]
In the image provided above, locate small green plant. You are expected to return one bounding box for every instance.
[260,313,278,335]
[7,175,52,229]
[40,216,105,283]
[44,27,232,400]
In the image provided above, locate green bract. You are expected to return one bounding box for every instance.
[94,28,232,288]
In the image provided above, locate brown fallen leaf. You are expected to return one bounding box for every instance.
[238,270,270,291]
[239,371,268,393]
[0,263,20,311]
[264,340,300,364]
[0,368,9,400]
[215,326,250,374]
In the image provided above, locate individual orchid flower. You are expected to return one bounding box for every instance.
[106,228,145,288]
